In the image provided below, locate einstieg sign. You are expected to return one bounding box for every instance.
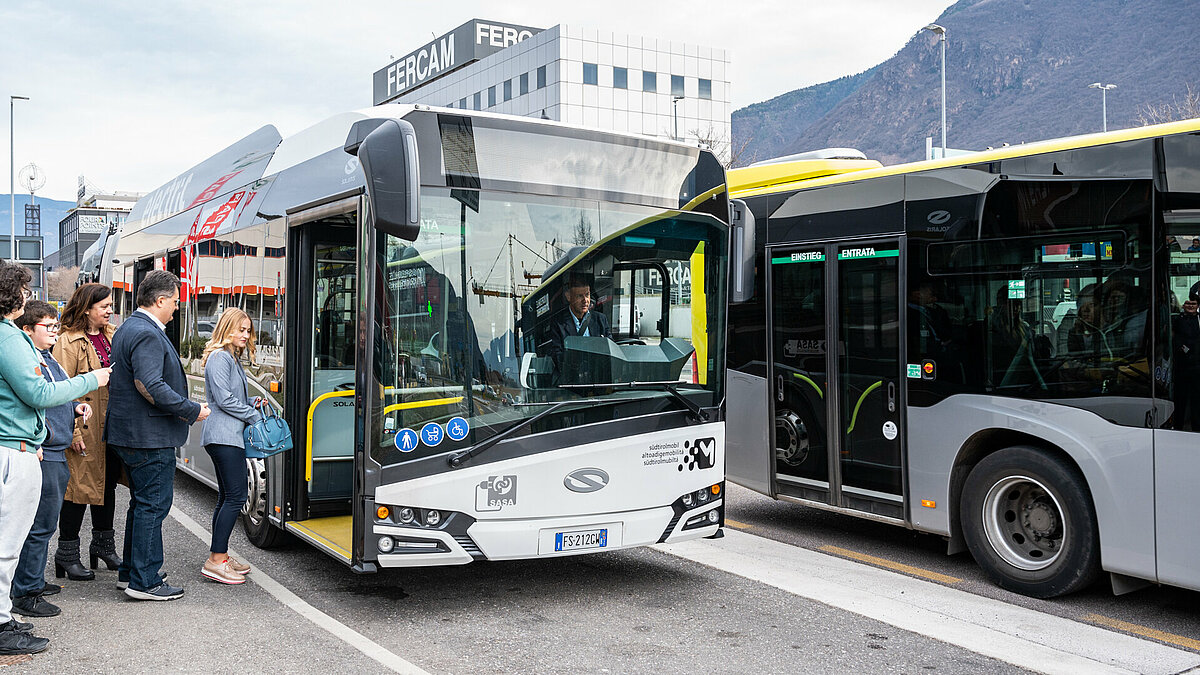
[373,19,543,104]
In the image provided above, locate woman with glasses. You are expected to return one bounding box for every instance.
[52,283,121,581]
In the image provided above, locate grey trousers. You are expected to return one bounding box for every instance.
[0,446,41,624]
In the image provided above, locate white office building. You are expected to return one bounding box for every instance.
[373,19,731,159]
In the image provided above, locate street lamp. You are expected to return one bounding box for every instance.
[10,95,29,262]
[672,95,685,141]
[923,24,947,158]
[1087,82,1117,132]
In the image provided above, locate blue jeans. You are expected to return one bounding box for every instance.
[12,460,69,598]
[112,445,175,592]
[204,444,247,555]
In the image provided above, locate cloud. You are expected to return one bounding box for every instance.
[2,0,953,200]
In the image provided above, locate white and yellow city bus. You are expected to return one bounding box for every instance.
[725,120,1200,597]
[110,105,730,571]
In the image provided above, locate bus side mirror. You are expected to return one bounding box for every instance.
[345,118,421,241]
[729,199,755,303]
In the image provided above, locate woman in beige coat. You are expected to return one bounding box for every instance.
[51,283,121,581]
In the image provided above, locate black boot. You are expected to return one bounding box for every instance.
[54,538,95,581]
[89,529,122,571]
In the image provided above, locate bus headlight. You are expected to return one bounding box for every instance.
[682,493,694,507]
[424,510,442,527]
[398,507,415,524]
[696,489,710,503]
[707,510,720,524]
[377,536,395,553]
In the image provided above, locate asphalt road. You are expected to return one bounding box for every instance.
[7,475,1198,674]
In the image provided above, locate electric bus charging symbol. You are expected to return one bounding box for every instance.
[394,428,419,452]
[446,416,469,442]
[421,422,444,447]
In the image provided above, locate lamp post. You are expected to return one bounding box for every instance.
[10,95,29,262]
[1087,83,1117,132]
[923,24,947,158]
[672,95,685,141]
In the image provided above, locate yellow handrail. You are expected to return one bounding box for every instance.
[305,390,466,481]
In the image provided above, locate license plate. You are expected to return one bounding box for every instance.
[554,528,608,552]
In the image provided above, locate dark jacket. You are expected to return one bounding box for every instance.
[104,311,201,449]
[547,309,612,363]
[1175,311,1200,373]
[37,349,80,459]
[201,348,261,447]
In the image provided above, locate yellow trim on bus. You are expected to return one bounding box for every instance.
[730,117,1200,200]
[728,158,882,195]
[305,391,467,481]
[690,241,708,385]
[680,184,727,212]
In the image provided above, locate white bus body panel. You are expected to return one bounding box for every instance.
[373,422,725,564]
[908,395,1157,585]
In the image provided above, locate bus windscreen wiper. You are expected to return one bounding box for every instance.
[447,390,704,468]
[561,381,709,423]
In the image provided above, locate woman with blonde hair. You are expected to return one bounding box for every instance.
[199,308,264,585]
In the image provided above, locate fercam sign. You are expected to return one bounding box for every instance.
[373,19,543,104]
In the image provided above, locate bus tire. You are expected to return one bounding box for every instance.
[960,446,1100,598]
[242,457,287,549]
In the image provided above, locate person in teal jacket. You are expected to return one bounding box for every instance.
[0,260,106,656]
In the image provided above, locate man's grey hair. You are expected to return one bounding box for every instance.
[136,270,181,308]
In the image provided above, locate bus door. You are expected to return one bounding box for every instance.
[282,193,362,563]
[767,238,905,519]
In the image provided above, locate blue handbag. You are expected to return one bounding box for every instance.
[244,406,293,459]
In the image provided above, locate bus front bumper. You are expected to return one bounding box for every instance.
[372,499,722,568]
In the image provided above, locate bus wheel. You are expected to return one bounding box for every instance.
[960,447,1100,598]
[242,457,286,549]
[774,410,810,467]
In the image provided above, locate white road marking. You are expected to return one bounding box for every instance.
[655,529,1200,675]
[169,507,430,675]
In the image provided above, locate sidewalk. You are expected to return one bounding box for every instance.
[6,499,387,673]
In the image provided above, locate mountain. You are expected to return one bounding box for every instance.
[732,0,1200,166]
[0,194,77,254]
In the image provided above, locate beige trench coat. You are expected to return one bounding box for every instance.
[53,324,117,505]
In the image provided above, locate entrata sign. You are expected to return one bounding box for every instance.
[373,19,543,104]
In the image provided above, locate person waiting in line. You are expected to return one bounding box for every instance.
[10,302,93,618]
[0,261,106,655]
[52,283,121,582]
[106,271,209,601]
[199,308,265,585]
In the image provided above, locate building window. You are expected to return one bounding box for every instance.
[671,75,684,96]
[520,73,529,96]
[504,79,513,102]
[613,67,628,89]
[583,63,598,85]
[265,246,285,258]
[485,86,495,107]
[460,97,467,108]
[699,78,712,100]
[537,65,547,89]
[643,71,657,93]
[473,92,482,110]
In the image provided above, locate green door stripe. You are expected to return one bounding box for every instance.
[846,380,883,434]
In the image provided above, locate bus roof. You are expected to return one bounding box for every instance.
[729,117,1200,199]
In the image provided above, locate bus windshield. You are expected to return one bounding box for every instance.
[370,187,727,465]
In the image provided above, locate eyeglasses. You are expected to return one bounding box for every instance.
[36,322,60,331]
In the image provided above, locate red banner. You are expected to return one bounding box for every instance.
[186,170,243,209]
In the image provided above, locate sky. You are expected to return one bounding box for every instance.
[1,0,954,201]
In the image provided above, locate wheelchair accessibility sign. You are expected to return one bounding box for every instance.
[446,416,469,442]
[394,428,419,452]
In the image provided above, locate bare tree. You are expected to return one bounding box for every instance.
[571,212,595,246]
[46,266,80,301]
[685,124,756,168]
[1136,84,1200,126]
